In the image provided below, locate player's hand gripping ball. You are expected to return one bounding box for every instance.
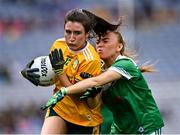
[21,56,56,87]
[49,49,66,75]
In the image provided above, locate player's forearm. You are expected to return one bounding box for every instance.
[65,70,121,95]
[66,77,99,94]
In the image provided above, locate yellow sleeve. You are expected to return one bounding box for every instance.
[49,38,67,52]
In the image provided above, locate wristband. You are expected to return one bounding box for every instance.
[61,87,68,96]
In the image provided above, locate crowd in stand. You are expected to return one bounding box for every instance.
[0,103,45,133]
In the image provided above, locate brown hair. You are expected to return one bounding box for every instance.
[64,9,94,33]
[64,9,119,38]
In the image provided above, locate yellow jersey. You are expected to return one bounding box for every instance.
[49,38,103,127]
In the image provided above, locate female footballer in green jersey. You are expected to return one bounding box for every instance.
[43,29,164,134]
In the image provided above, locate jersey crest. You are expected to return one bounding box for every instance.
[72,59,79,69]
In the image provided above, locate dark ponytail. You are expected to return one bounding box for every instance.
[82,9,121,37]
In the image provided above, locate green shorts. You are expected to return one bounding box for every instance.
[47,107,95,134]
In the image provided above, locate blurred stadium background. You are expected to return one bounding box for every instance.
[0,0,180,134]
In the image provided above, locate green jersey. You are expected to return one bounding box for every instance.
[102,55,164,134]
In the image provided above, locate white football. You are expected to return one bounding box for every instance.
[31,56,56,87]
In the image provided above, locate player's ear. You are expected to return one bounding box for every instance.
[117,43,123,52]
[85,32,89,39]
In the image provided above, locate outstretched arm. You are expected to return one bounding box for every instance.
[66,70,121,94]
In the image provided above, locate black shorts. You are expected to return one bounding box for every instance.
[47,107,95,134]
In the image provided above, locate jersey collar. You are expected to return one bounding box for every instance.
[115,55,137,66]
[68,42,90,54]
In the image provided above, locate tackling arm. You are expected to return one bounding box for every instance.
[66,70,121,95]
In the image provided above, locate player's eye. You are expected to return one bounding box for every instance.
[74,31,82,35]
[103,40,108,43]
[65,30,71,34]
[96,40,100,44]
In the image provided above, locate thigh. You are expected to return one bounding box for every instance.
[41,108,67,134]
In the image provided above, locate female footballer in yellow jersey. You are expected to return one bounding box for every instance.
[22,9,120,134]
[40,9,104,134]
[48,38,103,125]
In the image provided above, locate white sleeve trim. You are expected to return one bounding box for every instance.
[109,67,132,80]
